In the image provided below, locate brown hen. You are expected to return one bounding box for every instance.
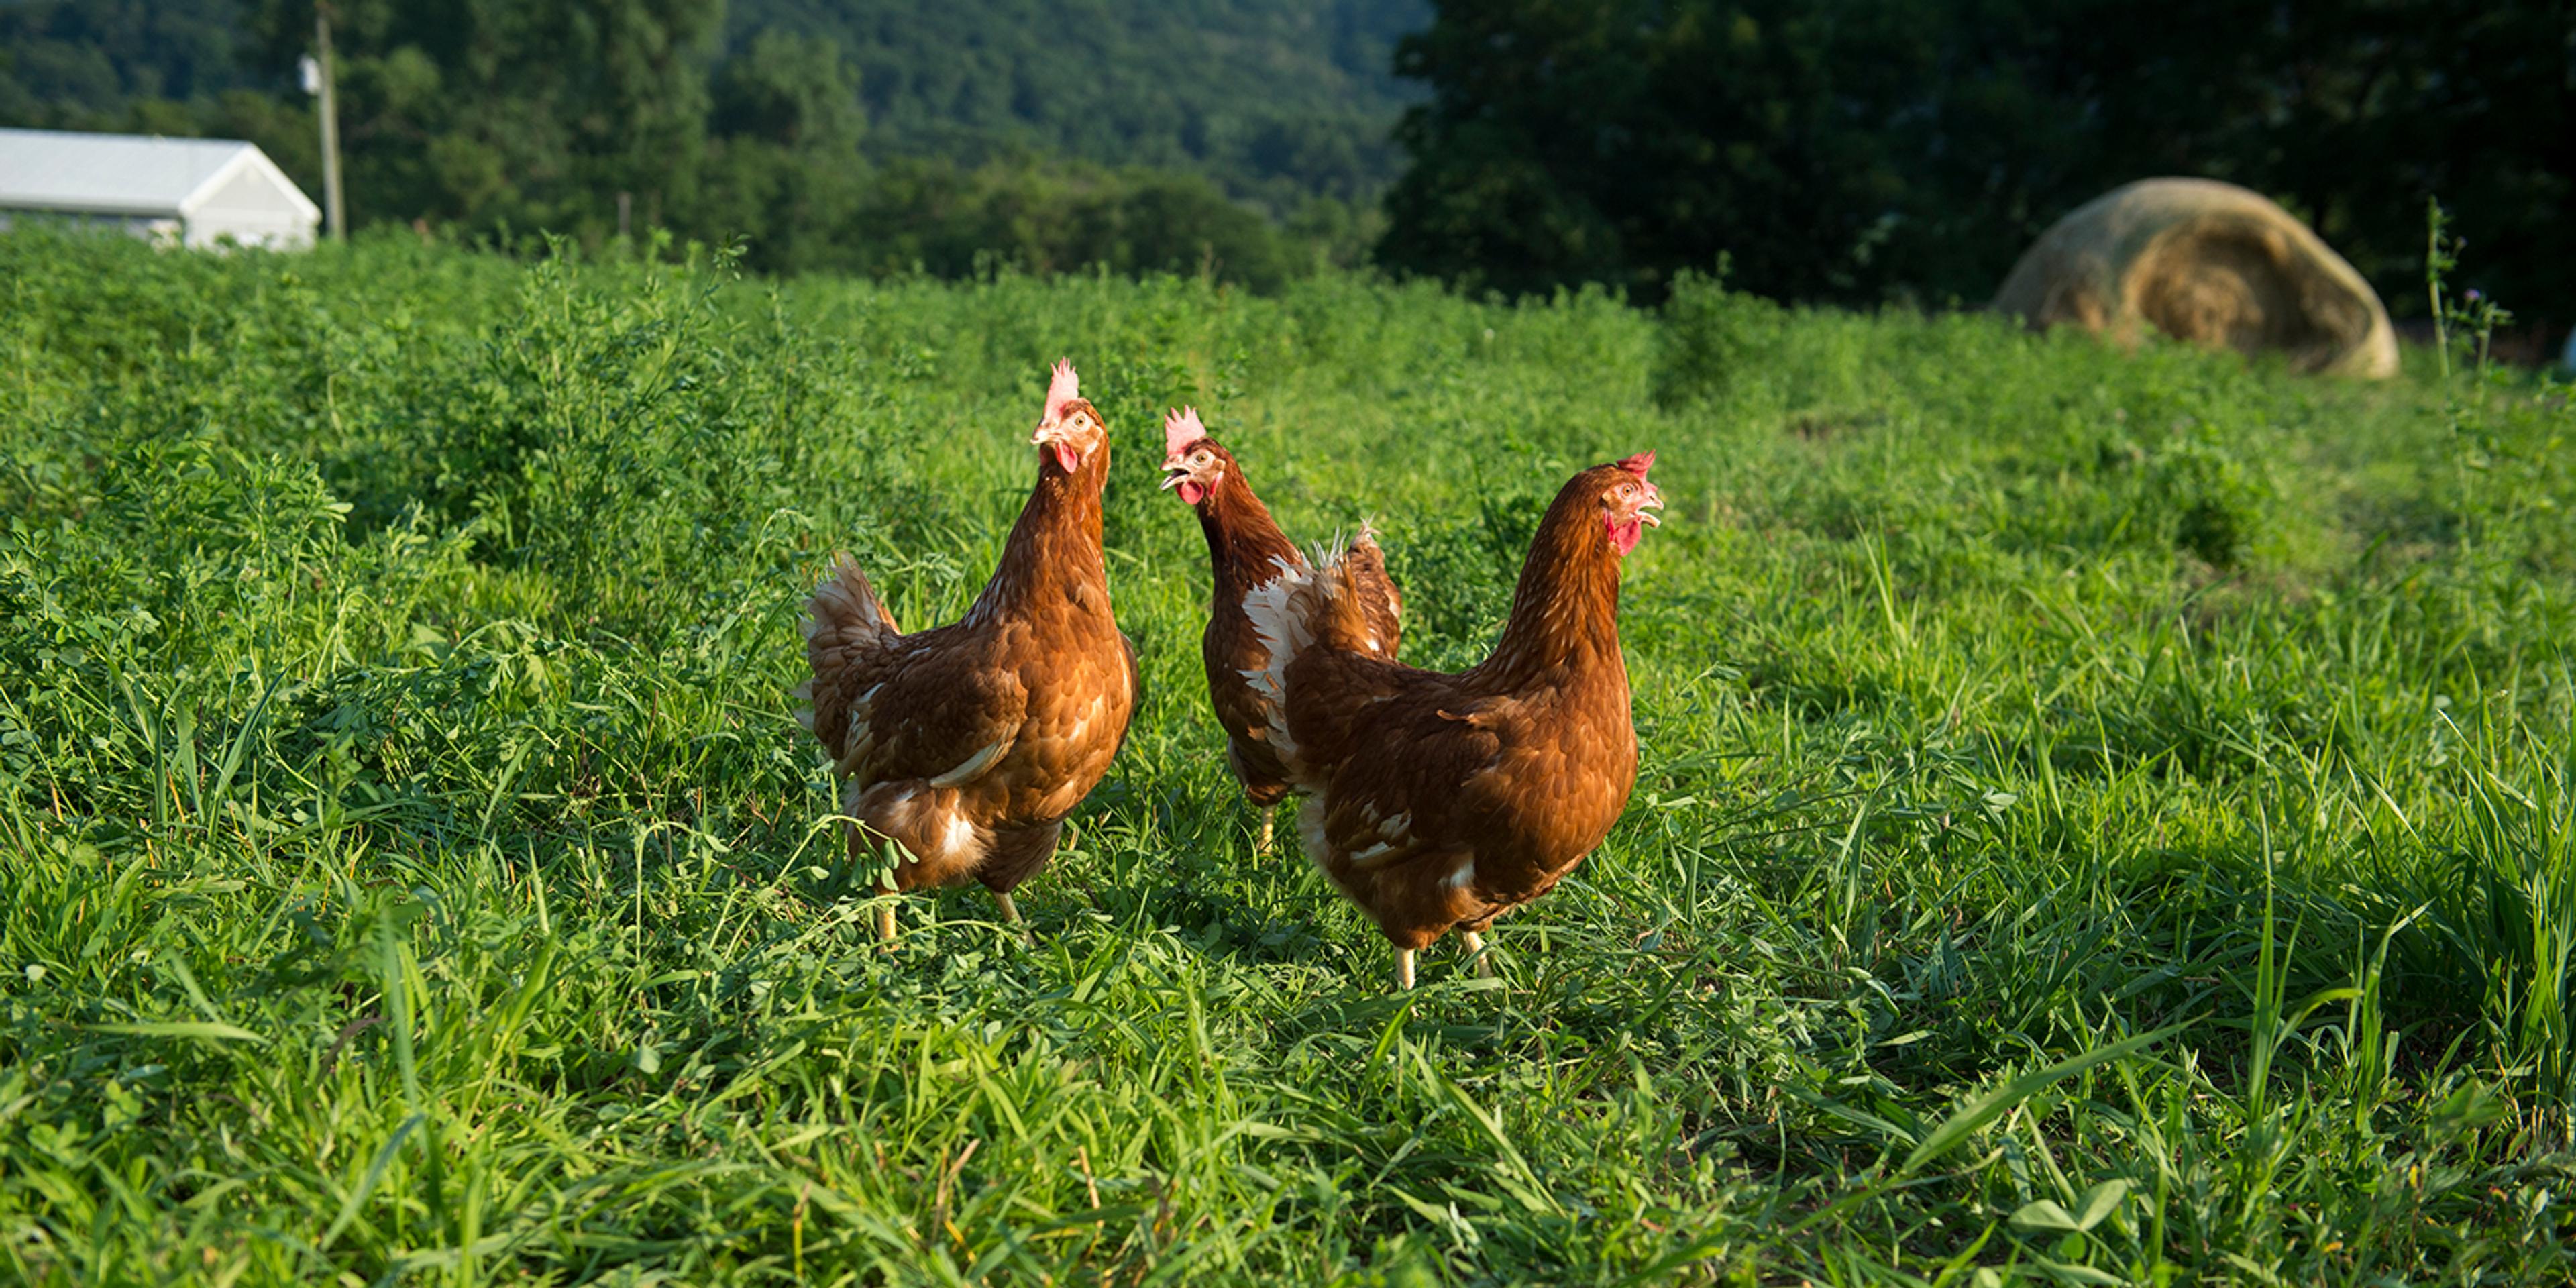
[1246,453,1662,987]
[1159,407,1400,849]
[796,360,1139,943]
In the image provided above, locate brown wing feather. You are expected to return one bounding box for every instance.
[817,627,1029,788]
[1287,649,1635,949]
[1282,654,1511,949]
[804,555,1029,788]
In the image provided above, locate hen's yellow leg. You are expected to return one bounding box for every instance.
[994,892,1036,947]
[1462,931,1494,978]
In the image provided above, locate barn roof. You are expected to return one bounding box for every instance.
[0,127,319,221]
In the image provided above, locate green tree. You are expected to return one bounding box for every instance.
[0,0,253,125]
[682,29,868,272]
[708,28,859,150]
[1376,0,1942,303]
[244,0,723,239]
[729,0,1426,215]
[1379,0,2576,323]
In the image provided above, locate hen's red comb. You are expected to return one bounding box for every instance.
[1618,450,1656,478]
[1043,358,1080,423]
[1163,406,1208,457]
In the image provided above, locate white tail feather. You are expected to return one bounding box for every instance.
[1239,538,1378,765]
[1238,554,1314,758]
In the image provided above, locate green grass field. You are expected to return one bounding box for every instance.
[3,229,2572,1285]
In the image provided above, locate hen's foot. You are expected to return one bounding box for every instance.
[1395,947,1416,991]
[1462,930,1494,979]
[994,891,1037,947]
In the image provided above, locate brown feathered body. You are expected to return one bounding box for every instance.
[798,398,1138,897]
[1246,460,1656,953]
[1177,438,1401,806]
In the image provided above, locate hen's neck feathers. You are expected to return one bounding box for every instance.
[1197,464,1303,595]
[1477,478,1625,688]
[971,449,1111,621]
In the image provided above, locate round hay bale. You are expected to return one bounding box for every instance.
[1993,178,2399,378]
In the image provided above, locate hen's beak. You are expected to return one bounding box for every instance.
[1637,486,1665,527]
[1159,469,1189,492]
[1030,419,1083,474]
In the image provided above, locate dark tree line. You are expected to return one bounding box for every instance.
[1377,0,2576,323]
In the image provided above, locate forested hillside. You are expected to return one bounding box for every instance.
[731,0,1421,209]
[0,0,252,121]
[0,0,1422,282]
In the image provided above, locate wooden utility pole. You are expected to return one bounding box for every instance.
[315,4,346,241]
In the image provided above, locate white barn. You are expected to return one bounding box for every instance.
[0,127,320,250]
